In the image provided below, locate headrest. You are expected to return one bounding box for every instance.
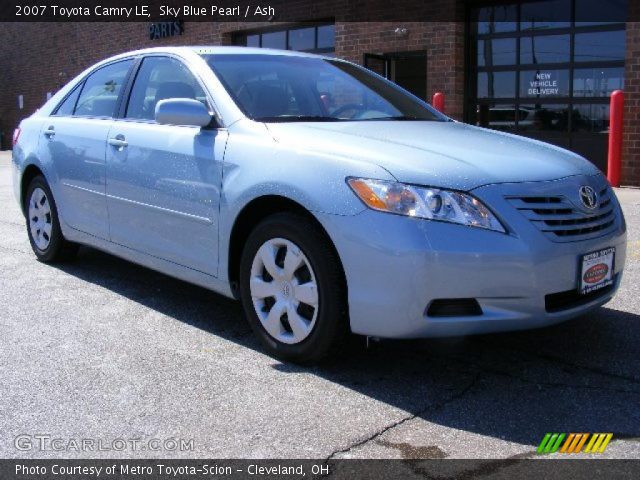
[154,82,197,103]
[88,96,117,117]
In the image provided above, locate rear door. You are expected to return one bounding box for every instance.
[43,59,134,239]
[105,55,225,276]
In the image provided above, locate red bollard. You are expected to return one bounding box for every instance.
[432,92,445,114]
[607,90,624,187]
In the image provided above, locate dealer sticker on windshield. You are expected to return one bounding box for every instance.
[580,247,615,295]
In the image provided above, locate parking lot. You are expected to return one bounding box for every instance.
[0,150,639,460]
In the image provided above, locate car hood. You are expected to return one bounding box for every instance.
[265,120,599,190]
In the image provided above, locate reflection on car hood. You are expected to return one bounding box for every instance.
[265,120,600,190]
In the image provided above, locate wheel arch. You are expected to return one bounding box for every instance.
[227,195,347,299]
[20,164,46,216]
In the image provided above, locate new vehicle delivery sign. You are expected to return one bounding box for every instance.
[528,72,559,96]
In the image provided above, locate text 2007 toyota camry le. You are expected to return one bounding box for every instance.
[12,47,627,362]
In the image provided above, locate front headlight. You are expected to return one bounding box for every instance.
[347,177,505,233]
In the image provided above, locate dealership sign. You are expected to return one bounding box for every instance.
[528,72,558,96]
[149,21,184,40]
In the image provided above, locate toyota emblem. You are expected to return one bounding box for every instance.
[579,185,598,210]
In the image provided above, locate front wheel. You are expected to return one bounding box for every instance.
[239,213,349,363]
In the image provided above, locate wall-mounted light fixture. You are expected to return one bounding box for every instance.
[58,71,67,89]
[394,27,408,37]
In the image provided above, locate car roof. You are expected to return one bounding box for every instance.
[191,46,329,58]
[100,46,331,64]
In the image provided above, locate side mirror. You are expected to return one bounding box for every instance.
[155,98,214,128]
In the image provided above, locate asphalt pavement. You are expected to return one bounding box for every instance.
[0,150,639,460]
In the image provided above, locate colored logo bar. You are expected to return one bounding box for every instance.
[537,433,613,454]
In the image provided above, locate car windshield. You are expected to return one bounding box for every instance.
[201,54,446,122]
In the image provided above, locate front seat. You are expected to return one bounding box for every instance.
[250,84,290,119]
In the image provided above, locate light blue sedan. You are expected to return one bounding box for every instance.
[12,47,627,362]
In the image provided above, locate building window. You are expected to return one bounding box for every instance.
[467,0,626,172]
[233,23,335,55]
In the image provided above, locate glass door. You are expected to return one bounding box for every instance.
[364,53,390,78]
[466,0,627,173]
[364,52,427,101]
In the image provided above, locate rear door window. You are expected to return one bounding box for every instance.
[74,60,133,118]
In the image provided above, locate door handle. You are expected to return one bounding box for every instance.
[43,126,55,137]
[108,135,128,149]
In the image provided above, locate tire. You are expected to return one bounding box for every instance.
[239,212,349,363]
[24,175,79,263]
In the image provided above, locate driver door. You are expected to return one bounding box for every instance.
[105,55,225,276]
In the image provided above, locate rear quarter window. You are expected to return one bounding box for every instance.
[52,84,82,116]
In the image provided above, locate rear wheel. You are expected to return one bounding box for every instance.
[24,175,78,262]
[239,213,348,363]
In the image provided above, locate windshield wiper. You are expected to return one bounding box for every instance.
[361,115,434,121]
[254,115,343,123]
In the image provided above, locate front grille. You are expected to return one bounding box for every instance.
[506,186,616,242]
[545,278,616,313]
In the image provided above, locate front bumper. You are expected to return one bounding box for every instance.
[315,176,627,338]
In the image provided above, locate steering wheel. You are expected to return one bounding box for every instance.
[331,103,368,119]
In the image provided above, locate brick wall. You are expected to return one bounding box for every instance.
[623,18,640,186]
[0,0,465,149]
[336,20,465,119]
[0,21,225,146]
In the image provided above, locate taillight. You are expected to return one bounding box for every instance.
[12,128,21,147]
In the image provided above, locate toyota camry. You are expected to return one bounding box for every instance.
[12,47,627,362]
